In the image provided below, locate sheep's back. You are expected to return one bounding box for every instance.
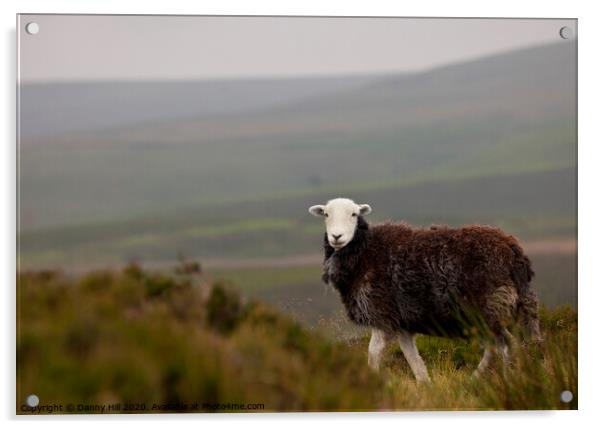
[364,223,522,334]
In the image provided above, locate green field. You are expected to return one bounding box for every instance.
[17,266,577,413]
[18,166,576,268]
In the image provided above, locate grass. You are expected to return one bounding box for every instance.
[342,305,577,410]
[17,264,577,413]
[210,265,322,294]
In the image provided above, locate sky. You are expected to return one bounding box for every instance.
[18,15,576,82]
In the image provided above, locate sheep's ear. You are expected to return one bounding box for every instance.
[358,204,372,216]
[308,205,326,217]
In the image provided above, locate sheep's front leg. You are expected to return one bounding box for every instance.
[398,330,431,382]
[368,329,388,371]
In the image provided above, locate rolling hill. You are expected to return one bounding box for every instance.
[18,41,576,275]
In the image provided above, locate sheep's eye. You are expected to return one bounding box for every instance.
[351,213,358,217]
[324,213,329,217]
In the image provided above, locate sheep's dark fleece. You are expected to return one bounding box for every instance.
[322,217,541,340]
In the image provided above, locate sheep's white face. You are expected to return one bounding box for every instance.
[308,198,372,250]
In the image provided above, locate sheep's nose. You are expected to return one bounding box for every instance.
[332,234,342,241]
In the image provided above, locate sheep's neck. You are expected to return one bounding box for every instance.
[322,218,369,291]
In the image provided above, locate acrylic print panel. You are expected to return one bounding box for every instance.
[17,15,577,413]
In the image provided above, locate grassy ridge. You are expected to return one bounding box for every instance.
[18,266,577,412]
[17,267,386,412]
[19,167,576,268]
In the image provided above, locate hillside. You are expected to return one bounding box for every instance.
[19,75,377,139]
[19,41,576,232]
[17,266,577,413]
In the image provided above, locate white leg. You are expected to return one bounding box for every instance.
[498,343,510,378]
[398,330,430,382]
[368,329,388,371]
[474,335,511,378]
[499,328,516,366]
[473,347,494,377]
[497,342,510,366]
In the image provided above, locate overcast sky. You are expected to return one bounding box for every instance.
[18,15,576,82]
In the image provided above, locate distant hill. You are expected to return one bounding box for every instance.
[18,41,577,270]
[19,75,379,139]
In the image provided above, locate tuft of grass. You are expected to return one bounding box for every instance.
[17,266,576,413]
[206,282,243,334]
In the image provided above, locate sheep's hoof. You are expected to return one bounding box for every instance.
[471,369,487,380]
[367,360,380,372]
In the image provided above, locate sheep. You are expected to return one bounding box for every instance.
[308,197,541,382]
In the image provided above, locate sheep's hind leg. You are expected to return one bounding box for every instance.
[473,335,510,378]
[473,346,495,377]
[473,284,518,377]
[490,333,512,366]
[368,329,388,371]
[398,330,431,382]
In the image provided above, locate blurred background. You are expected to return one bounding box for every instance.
[18,16,577,325]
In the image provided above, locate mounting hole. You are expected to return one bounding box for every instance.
[25,22,39,35]
[560,390,573,403]
[26,394,39,407]
[559,26,574,40]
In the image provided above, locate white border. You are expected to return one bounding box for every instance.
[3,1,601,428]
